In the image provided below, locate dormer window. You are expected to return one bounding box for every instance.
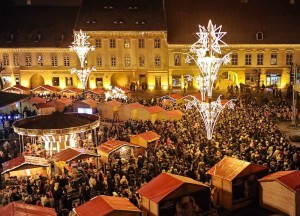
[104,5,114,9]
[128,6,138,10]
[113,19,124,24]
[135,20,146,25]
[256,32,264,41]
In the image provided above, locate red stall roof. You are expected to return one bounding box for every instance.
[60,87,82,94]
[2,155,49,174]
[34,102,55,109]
[169,93,183,100]
[105,100,123,107]
[138,173,208,203]
[0,202,56,216]
[207,156,268,181]
[2,84,30,94]
[98,140,137,155]
[74,195,141,216]
[31,85,58,93]
[27,97,47,104]
[89,88,104,95]
[53,148,100,163]
[145,106,165,114]
[123,102,144,110]
[259,170,300,192]
[135,131,160,142]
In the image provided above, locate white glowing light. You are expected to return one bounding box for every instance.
[186,20,231,99]
[185,95,235,140]
[70,30,95,68]
[71,66,96,90]
[104,86,128,101]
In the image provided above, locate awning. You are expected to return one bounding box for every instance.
[2,155,49,174]
[53,147,100,163]
[0,202,56,216]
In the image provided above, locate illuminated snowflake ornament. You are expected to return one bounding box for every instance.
[70,30,95,68]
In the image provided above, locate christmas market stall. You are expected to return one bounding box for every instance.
[97,100,123,121]
[73,195,141,216]
[207,156,268,211]
[136,106,166,123]
[2,84,30,95]
[0,92,30,113]
[130,131,160,148]
[59,87,82,98]
[258,170,300,216]
[73,99,98,114]
[97,140,140,164]
[13,112,100,156]
[0,202,56,216]
[138,173,210,216]
[161,94,184,106]
[33,102,56,115]
[118,102,145,121]
[31,84,59,95]
[47,100,68,112]
[165,110,183,121]
[1,155,49,177]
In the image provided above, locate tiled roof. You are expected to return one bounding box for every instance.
[165,0,300,44]
[0,202,56,216]
[138,173,208,203]
[2,155,49,174]
[259,170,300,192]
[53,147,99,162]
[74,195,141,216]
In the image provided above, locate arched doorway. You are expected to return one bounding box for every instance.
[111,73,129,87]
[30,74,44,89]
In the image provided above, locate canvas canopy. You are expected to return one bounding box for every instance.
[130,131,160,148]
[81,98,98,109]
[74,195,141,216]
[97,100,123,119]
[53,147,100,163]
[0,202,56,216]
[118,102,144,121]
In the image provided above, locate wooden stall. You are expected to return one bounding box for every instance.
[2,84,30,95]
[1,155,49,177]
[0,202,56,216]
[165,110,183,121]
[73,195,141,216]
[59,87,82,98]
[73,99,98,114]
[138,173,210,216]
[118,102,144,121]
[34,102,56,115]
[31,85,59,95]
[207,156,268,211]
[258,170,300,216]
[97,100,122,120]
[47,100,67,112]
[137,106,166,123]
[130,131,160,148]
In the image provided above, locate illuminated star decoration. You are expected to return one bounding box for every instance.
[70,30,95,68]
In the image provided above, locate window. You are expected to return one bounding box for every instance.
[96,56,102,67]
[111,56,116,67]
[25,55,32,66]
[51,55,58,67]
[139,55,145,67]
[110,39,116,48]
[96,77,103,88]
[2,54,9,66]
[245,54,252,65]
[256,32,264,41]
[52,77,60,86]
[286,53,293,65]
[270,53,277,65]
[13,54,19,66]
[138,38,145,48]
[172,76,181,88]
[64,56,70,67]
[124,39,130,48]
[174,54,181,66]
[95,39,101,48]
[231,53,238,65]
[154,38,160,48]
[124,55,130,67]
[37,55,43,66]
[65,77,73,86]
[257,53,264,65]
[155,56,161,67]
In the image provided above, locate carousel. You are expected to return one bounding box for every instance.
[13,112,100,156]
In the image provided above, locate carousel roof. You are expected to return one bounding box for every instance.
[1,155,49,174]
[0,202,56,216]
[74,195,141,216]
[53,147,100,162]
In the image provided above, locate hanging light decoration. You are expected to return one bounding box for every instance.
[184,20,235,140]
[70,30,95,89]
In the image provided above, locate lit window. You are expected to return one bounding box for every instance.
[111,56,116,67]
[37,55,43,66]
[96,56,102,67]
[231,53,238,65]
[155,56,161,67]
[110,39,116,48]
[154,38,160,48]
[124,39,130,48]
[174,54,181,66]
[13,54,19,66]
[257,53,264,65]
[51,55,58,67]
[95,39,101,48]
[286,53,293,65]
[125,55,130,67]
[138,38,145,48]
[2,54,9,66]
[25,55,32,66]
[139,55,145,67]
[64,56,70,67]
[270,53,277,65]
[245,54,252,65]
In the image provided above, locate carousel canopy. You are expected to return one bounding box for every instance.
[0,92,29,109]
[53,147,100,163]
[13,112,100,136]
[97,140,138,155]
[1,155,48,174]
[207,156,268,181]
[138,173,209,203]
[0,202,56,216]
[74,195,141,216]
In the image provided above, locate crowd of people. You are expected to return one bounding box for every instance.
[0,89,299,215]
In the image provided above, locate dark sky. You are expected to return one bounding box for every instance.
[13,0,81,6]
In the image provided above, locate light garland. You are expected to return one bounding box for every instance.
[104,86,128,101]
[71,66,96,90]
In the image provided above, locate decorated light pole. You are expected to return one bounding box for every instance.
[70,30,95,89]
